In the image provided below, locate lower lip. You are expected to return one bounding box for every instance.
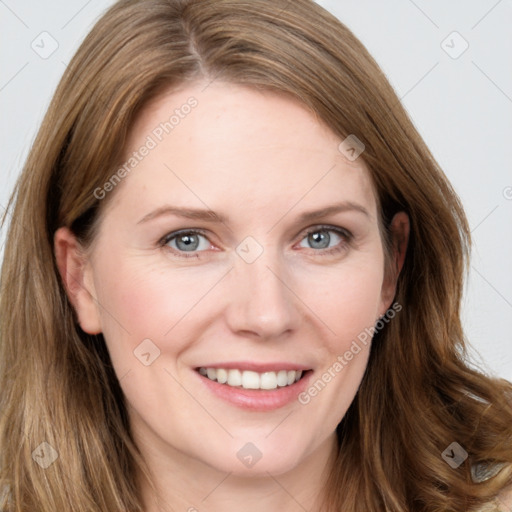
[196,370,313,411]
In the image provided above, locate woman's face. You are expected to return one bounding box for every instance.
[60,82,403,477]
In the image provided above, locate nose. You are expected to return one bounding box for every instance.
[224,245,301,340]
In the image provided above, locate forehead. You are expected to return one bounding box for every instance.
[104,81,378,225]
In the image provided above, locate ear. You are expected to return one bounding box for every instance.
[54,227,102,334]
[379,211,410,314]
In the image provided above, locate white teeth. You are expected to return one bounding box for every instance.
[216,368,228,384]
[199,367,305,389]
[276,370,288,387]
[260,372,278,390]
[227,369,242,387]
[242,371,260,389]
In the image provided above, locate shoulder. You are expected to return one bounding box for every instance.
[497,482,512,510]
[473,482,512,512]
[471,462,512,511]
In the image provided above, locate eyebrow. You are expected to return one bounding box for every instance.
[137,201,370,225]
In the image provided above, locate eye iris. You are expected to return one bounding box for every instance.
[308,230,330,249]
[170,229,337,253]
[176,233,199,251]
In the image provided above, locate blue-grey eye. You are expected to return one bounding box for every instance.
[299,229,344,250]
[166,231,210,252]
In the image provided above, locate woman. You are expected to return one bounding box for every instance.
[0,0,511,510]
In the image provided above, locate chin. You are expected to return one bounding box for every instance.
[197,434,315,477]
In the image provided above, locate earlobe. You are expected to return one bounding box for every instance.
[54,227,102,334]
[379,211,410,314]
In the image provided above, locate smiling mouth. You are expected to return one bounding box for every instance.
[197,367,309,390]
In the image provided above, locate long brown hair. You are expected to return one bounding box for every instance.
[1,0,511,510]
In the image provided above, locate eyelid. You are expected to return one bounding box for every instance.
[159,228,209,245]
[159,224,353,258]
[295,224,353,256]
[300,223,352,240]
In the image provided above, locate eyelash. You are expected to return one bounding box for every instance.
[158,225,353,259]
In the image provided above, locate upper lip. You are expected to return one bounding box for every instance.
[195,361,312,372]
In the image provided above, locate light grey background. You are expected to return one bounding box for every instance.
[1,1,511,380]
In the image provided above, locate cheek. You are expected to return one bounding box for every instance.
[299,255,385,348]
[91,258,207,362]
[295,260,384,428]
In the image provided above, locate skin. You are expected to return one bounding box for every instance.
[55,81,409,511]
